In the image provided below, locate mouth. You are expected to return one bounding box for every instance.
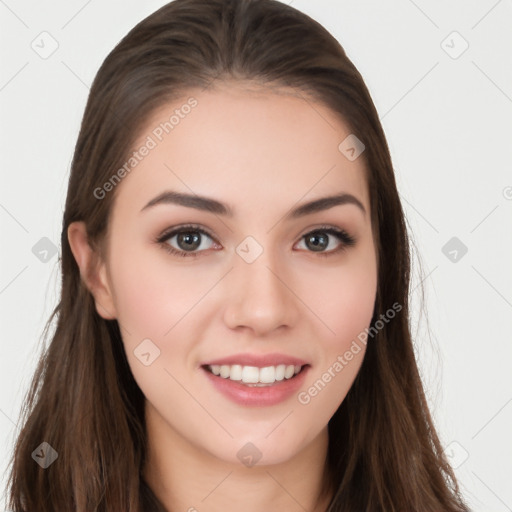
[201,363,309,387]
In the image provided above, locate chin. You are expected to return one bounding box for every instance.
[214,432,309,468]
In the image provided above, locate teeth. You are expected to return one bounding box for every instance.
[208,364,303,384]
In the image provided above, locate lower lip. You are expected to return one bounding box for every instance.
[201,365,310,407]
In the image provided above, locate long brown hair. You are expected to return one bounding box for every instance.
[5,0,470,510]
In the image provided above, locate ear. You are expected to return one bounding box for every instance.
[67,221,117,320]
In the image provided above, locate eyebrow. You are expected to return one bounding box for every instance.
[140,190,366,219]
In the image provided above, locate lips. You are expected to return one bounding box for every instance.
[201,352,309,368]
[202,362,310,406]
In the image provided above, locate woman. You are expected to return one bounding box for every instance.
[5,0,471,510]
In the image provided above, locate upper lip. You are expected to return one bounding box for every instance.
[201,352,310,368]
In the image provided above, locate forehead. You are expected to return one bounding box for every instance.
[112,81,370,220]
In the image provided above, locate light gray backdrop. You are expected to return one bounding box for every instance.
[1,1,511,510]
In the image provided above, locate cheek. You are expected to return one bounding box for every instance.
[108,248,214,395]
[303,252,377,351]
[296,256,377,416]
[109,245,213,340]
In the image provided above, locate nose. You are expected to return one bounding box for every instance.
[223,249,301,336]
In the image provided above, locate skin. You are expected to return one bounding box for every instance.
[68,81,378,512]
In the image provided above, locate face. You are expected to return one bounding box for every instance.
[80,81,377,466]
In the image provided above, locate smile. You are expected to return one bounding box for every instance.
[205,363,304,386]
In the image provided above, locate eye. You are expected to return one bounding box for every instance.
[295,226,356,257]
[155,224,219,258]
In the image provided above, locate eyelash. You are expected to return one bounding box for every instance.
[154,223,356,258]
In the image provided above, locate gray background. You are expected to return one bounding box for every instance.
[1,0,511,510]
